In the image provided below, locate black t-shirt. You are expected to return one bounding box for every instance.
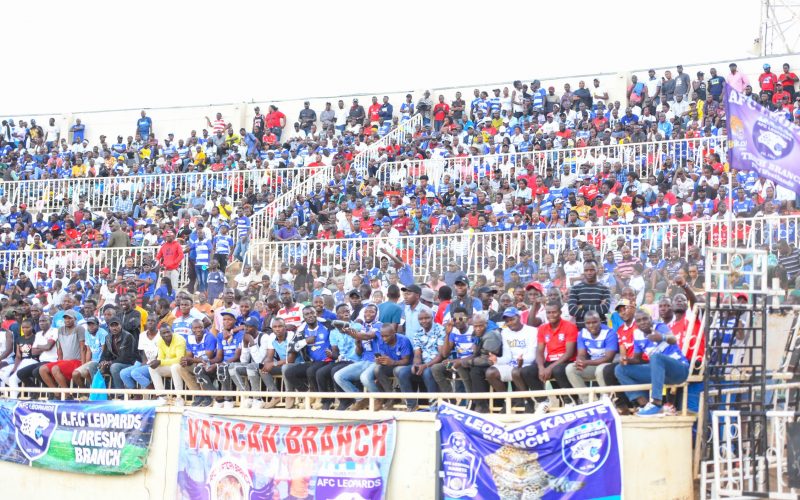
[14,330,36,360]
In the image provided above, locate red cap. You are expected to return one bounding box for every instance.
[100,267,110,274]
[19,203,27,209]
[525,281,544,293]
[733,292,749,303]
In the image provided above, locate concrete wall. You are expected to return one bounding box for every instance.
[0,407,694,499]
[21,53,800,148]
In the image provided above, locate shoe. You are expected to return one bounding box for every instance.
[212,400,223,408]
[534,401,551,416]
[405,405,419,413]
[335,401,350,411]
[523,400,535,413]
[348,399,370,411]
[197,397,212,407]
[312,401,324,410]
[191,398,202,407]
[637,402,665,417]
[661,403,678,416]
[223,400,235,409]
[321,401,332,411]
[562,402,576,410]
[250,400,265,409]
[156,397,168,404]
[175,397,185,407]
[383,399,397,411]
[264,398,280,409]
[284,397,295,410]
[240,398,252,409]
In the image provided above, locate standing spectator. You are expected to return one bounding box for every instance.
[348,98,366,125]
[205,113,227,134]
[156,230,184,289]
[298,101,317,134]
[433,95,450,131]
[417,91,434,126]
[726,62,750,93]
[674,65,691,99]
[70,118,85,143]
[265,105,287,141]
[778,63,799,100]
[707,67,725,101]
[758,63,778,101]
[567,261,611,329]
[320,102,336,129]
[136,110,152,139]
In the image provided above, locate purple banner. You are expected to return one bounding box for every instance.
[725,85,800,192]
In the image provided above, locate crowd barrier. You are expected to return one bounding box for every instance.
[0,167,324,215]
[249,215,800,280]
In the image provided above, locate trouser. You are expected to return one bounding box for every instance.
[601,362,630,406]
[468,365,491,394]
[260,365,283,391]
[394,365,438,408]
[186,259,197,293]
[195,363,234,401]
[164,269,180,290]
[334,360,372,395]
[214,254,229,272]
[431,362,471,393]
[120,362,152,389]
[195,265,208,292]
[283,361,328,392]
[5,359,40,398]
[520,361,578,404]
[175,364,200,391]
[374,364,397,393]
[233,239,249,263]
[229,362,261,394]
[565,362,613,403]
[149,365,174,392]
[316,361,351,394]
[615,353,690,403]
[106,362,133,389]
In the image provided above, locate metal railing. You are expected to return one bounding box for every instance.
[371,136,728,187]
[249,115,424,240]
[0,167,325,215]
[249,215,800,280]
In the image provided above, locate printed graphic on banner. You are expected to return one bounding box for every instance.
[437,400,623,500]
[0,399,157,475]
[725,85,800,192]
[177,412,396,500]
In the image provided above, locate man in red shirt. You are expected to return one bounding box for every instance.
[265,105,287,140]
[433,95,450,132]
[520,302,579,413]
[156,231,184,289]
[368,97,381,125]
[758,64,778,100]
[778,63,799,99]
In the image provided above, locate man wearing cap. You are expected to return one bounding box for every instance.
[99,315,137,389]
[445,274,481,319]
[484,307,536,407]
[227,317,264,408]
[431,306,476,393]
[39,309,86,396]
[179,319,218,407]
[400,284,431,343]
[395,308,444,411]
[759,64,778,101]
[519,301,579,413]
[71,316,108,390]
[148,324,187,403]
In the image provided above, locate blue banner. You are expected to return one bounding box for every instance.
[177,412,396,500]
[725,85,800,192]
[437,400,623,499]
[0,399,158,475]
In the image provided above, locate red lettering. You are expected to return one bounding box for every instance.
[371,423,388,457]
[247,423,262,453]
[302,426,318,454]
[223,421,232,451]
[232,422,247,452]
[318,426,335,455]
[285,426,303,454]
[336,425,353,455]
[211,420,224,450]
[187,418,212,450]
[354,424,369,457]
[261,426,278,454]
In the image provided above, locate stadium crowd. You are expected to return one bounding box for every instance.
[0,61,799,415]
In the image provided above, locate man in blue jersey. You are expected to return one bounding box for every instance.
[282,306,331,409]
[136,111,152,139]
[614,310,690,417]
[314,304,359,410]
[182,319,219,407]
[195,311,241,408]
[431,307,475,393]
[371,323,412,411]
[565,311,618,397]
[396,308,445,411]
[335,305,383,411]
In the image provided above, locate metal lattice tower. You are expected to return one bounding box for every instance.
[759,0,800,55]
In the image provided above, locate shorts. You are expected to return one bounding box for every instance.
[75,361,99,378]
[494,364,515,382]
[46,359,82,379]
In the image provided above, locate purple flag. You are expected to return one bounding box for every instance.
[725,85,800,192]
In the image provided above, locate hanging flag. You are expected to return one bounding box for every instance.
[725,85,800,192]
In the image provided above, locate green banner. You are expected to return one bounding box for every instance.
[0,399,158,475]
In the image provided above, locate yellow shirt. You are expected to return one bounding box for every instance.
[140,146,152,159]
[156,334,186,366]
[193,150,207,165]
[225,133,241,146]
[136,306,149,331]
[71,163,87,178]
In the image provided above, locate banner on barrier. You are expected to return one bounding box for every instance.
[437,400,623,500]
[177,412,396,500]
[0,399,158,475]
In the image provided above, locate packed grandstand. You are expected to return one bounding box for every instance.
[0,58,799,422]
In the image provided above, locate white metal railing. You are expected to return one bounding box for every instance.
[250,114,424,240]
[371,136,728,187]
[249,215,800,280]
[0,246,188,286]
[0,167,324,215]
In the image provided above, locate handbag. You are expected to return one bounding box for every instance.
[89,370,109,401]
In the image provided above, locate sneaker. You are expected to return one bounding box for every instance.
[264,398,280,409]
[250,400,265,409]
[197,397,212,407]
[562,402,576,410]
[534,401,551,416]
[223,401,235,409]
[284,397,295,410]
[240,398,252,409]
[156,397,168,404]
[661,403,678,416]
[348,399,370,411]
[637,402,665,418]
[212,400,223,408]
[174,397,185,407]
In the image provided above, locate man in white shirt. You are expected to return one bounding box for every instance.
[484,307,537,406]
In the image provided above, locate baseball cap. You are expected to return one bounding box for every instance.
[453,274,470,285]
[63,310,77,319]
[475,286,497,295]
[420,288,436,302]
[108,316,122,325]
[244,317,261,328]
[220,311,237,319]
[615,299,634,310]
[734,292,749,303]
[85,316,99,324]
[100,267,110,274]
[525,281,544,292]
[502,307,521,318]
[348,289,362,298]
[401,284,422,295]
